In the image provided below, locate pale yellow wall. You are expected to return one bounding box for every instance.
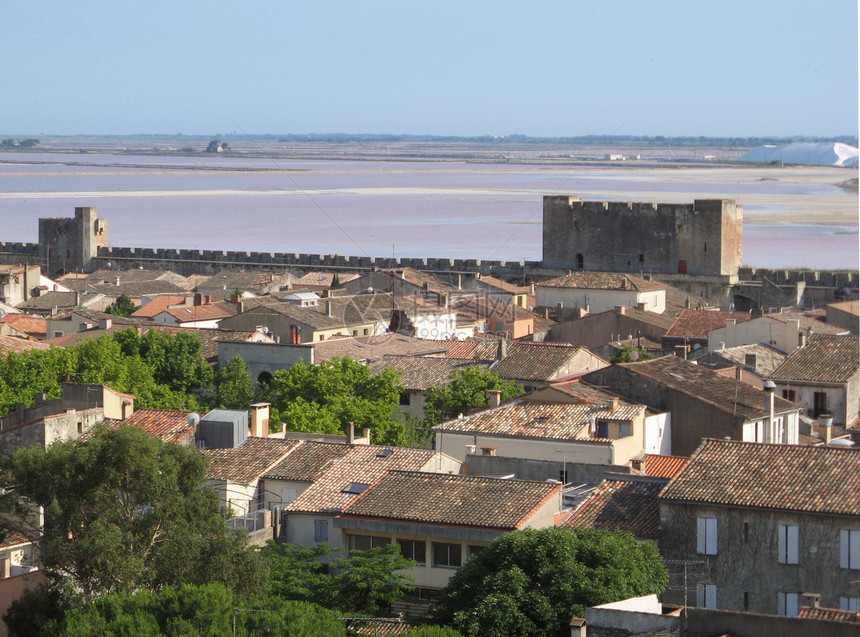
[436,431,613,465]
[536,287,666,315]
[709,317,799,354]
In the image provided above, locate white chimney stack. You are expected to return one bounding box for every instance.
[763,380,776,443]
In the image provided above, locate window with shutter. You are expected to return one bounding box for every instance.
[697,517,717,555]
[840,529,860,569]
[777,524,799,564]
[696,583,717,609]
[778,592,799,616]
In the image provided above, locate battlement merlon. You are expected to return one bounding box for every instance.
[541,195,742,277]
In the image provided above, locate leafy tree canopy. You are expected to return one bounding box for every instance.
[262,541,416,616]
[214,355,255,411]
[423,367,521,425]
[0,426,265,603]
[428,527,668,637]
[608,344,654,364]
[262,357,406,445]
[104,293,137,318]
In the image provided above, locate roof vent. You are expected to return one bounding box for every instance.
[377,449,393,458]
[343,482,370,495]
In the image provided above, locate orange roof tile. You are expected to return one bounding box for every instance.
[563,479,664,539]
[644,454,690,479]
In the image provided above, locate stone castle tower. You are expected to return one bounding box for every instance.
[542,195,742,278]
[38,207,108,276]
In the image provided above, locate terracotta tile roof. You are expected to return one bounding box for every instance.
[123,409,196,444]
[665,309,752,338]
[321,292,449,326]
[644,454,689,479]
[455,297,536,322]
[262,440,353,481]
[612,356,799,420]
[175,273,210,292]
[344,619,412,635]
[384,268,458,296]
[0,334,51,354]
[202,438,301,485]
[132,295,189,318]
[492,342,596,382]
[312,333,448,362]
[83,269,185,285]
[537,380,627,404]
[196,270,291,294]
[0,314,47,338]
[293,271,361,288]
[0,530,34,551]
[659,439,860,516]
[539,272,665,292]
[769,335,859,384]
[341,470,560,530]
[16,291,93,312]
[238,297,346,329]
[285,445,436,514]
[423,339,499,359]
[797,606,860,623]
[162,302,237,323]
[562,479,664,539]
[661,283,714,319]
[700,343,787,377]
[369,355,494,390]
[434,399,643,441]
[67,279,186,298]
[476,275,530,295]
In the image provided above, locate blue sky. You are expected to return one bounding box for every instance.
[1,1,857,137]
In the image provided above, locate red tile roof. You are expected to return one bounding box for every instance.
[423,339,499,360]
[369,355,494,390]
[644,454,689,479]
[123,409,197,444]
[202,438,301,485]
[285,445,436,515]
[659,439,860,516]
[769,334,859,384]
[492,342,603,382]
[132,295,189,318]
[434,399,644,441]
[797,606,860,623]
[539,272,665,292]
[665,309,752,338]
[341,471,560,530]
[262,440,353,481]
[769,309,849,335]
[0,314,47,338]
[563,479,663,539]
[0,335,52,354]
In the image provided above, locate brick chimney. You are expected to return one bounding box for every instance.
[615,305,626,315]
[486,389,502,408]
[819,414,833,444]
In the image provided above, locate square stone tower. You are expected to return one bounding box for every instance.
[542,195,742,277]
[38,207,108,276]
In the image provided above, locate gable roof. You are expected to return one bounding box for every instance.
[293,271,361,288]
[0,313,47,337]
[132,295,190,318]
[562,478,664,539]
[666,309,752,338]
[369,355,494,391]
[475,275,530,295]
[384,268,458,296]
[700,343,787,377]
[455,297,536,322]
[609,356,799,419]
[538,272,665,292]
[492,342,601,382]
[341,470,560,530]
[123,409,197,444]
[769,335,859,384]
[311,333,449,362]
[768,309,849,335]
[659,438,860,516]
[0,334,51,354]
[262,440,354,481]
[285,445,436,514]
[160,302,237,323]
[423,339,500,360]
[202,438,301,485]
[434,399,644,441]
[644,454,689,479]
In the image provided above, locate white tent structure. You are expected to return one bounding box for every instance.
[739,142,858,167]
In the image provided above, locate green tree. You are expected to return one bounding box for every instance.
[264,357,405,445]
[214,356,255,410]
[428,527,668,637]
[609,344,654,364]
[423,367,521,425]
[28,584,347,637]
[0,426,266,603]
[105,294,137,317]
[262,541,416,616]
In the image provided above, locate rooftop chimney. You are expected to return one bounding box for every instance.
[347,421,355,444]
[249,403,270,438]
[763,380,776,443]
[325,300,333,317]
[615,305,626,315]
[744,353,757,369]
[608,397,620,412]
[486,389,502,408]
[496,337,508,360]
[819,414,833,444]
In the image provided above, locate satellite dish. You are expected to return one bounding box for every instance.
[187,412,201,427]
